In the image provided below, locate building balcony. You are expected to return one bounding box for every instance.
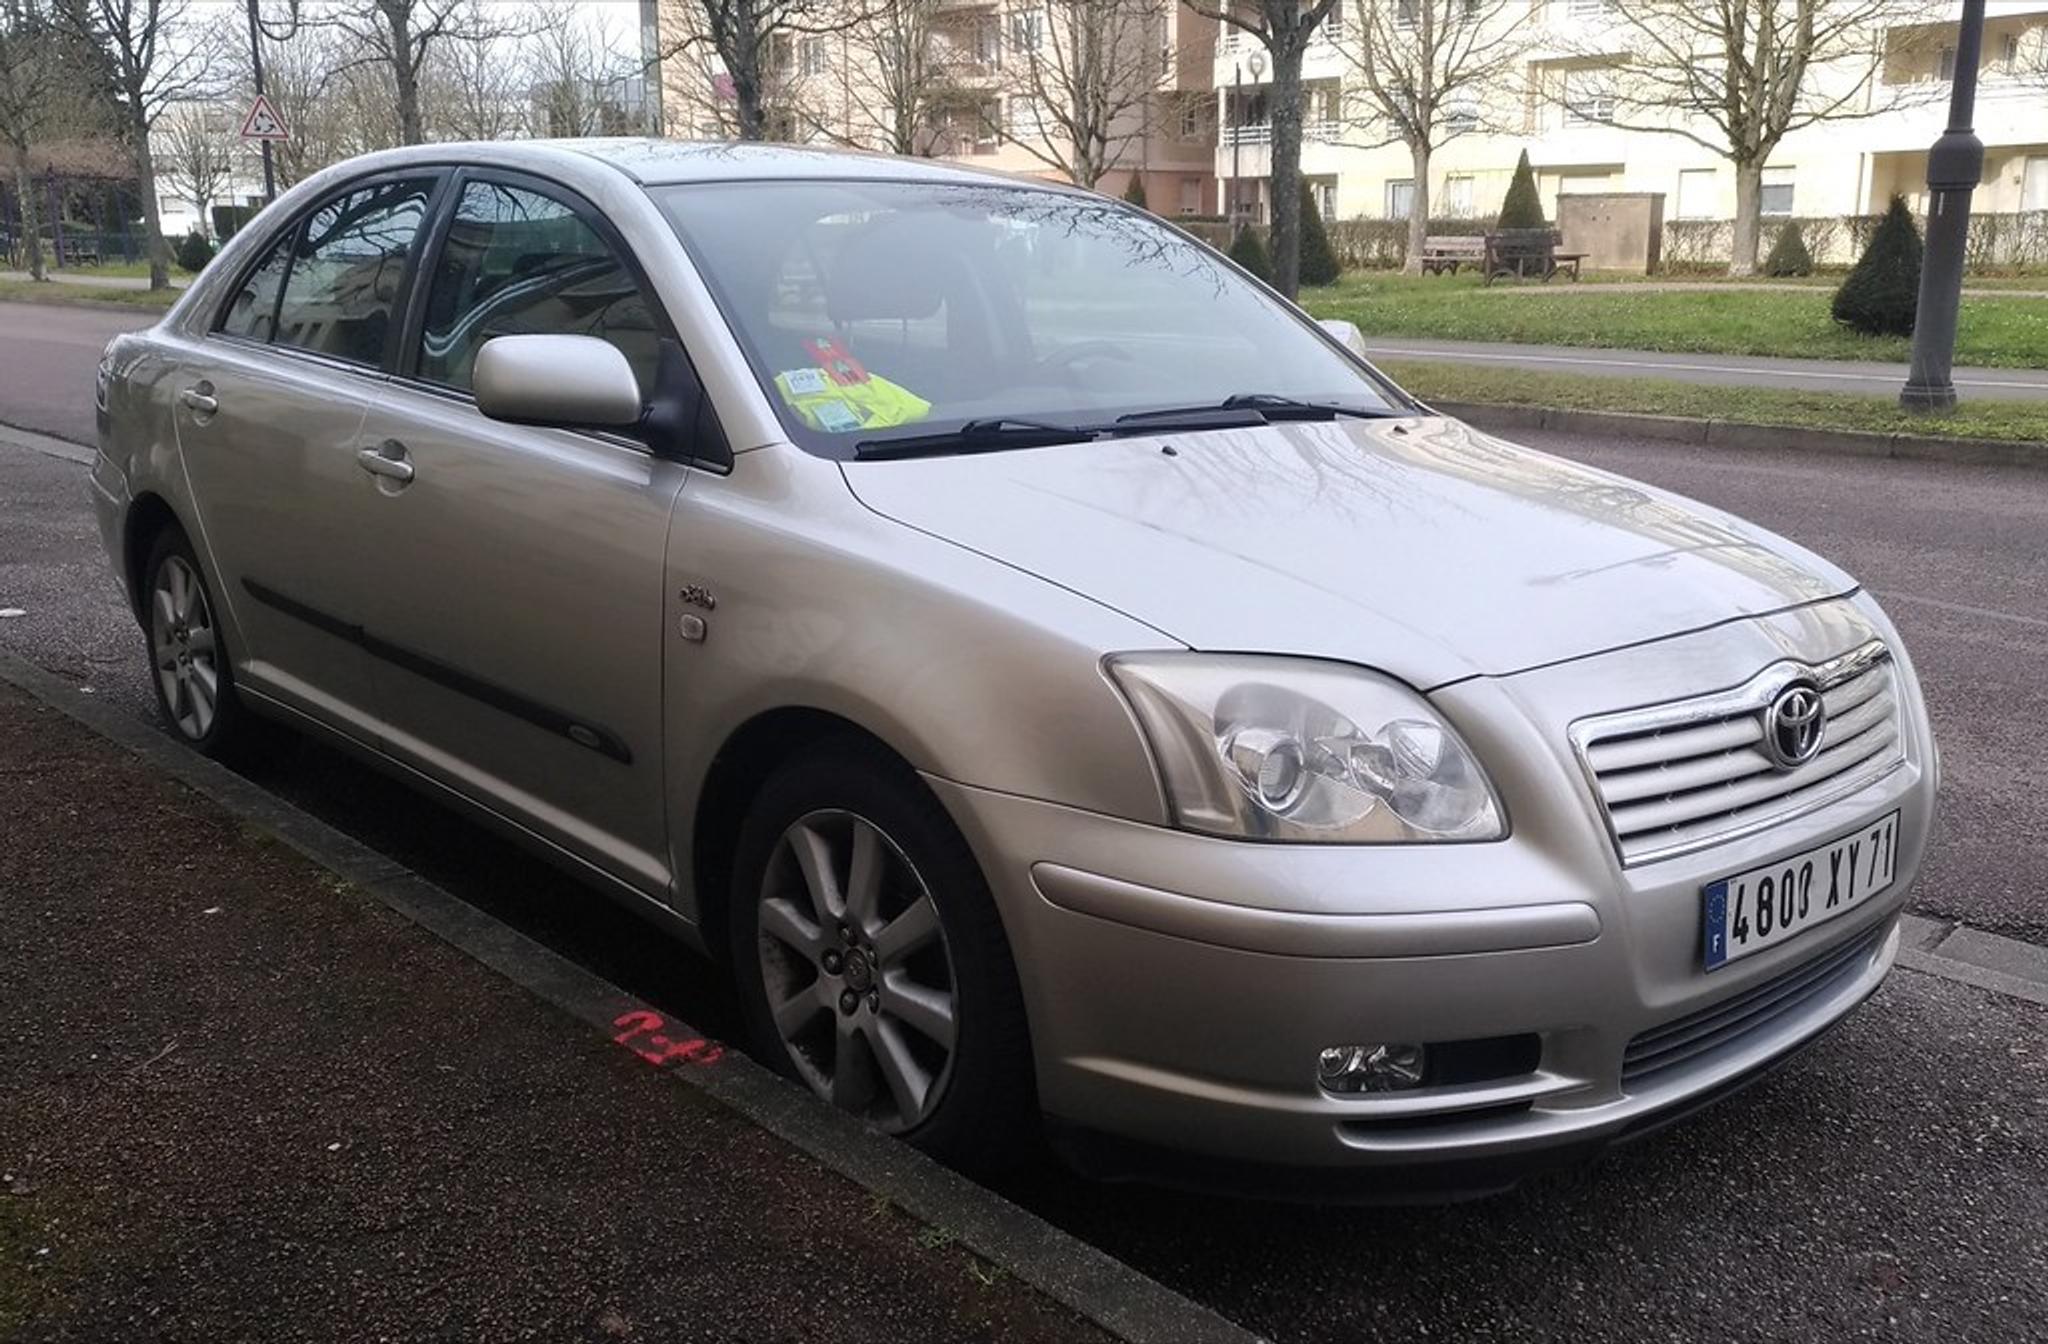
[1220,119,1342,147]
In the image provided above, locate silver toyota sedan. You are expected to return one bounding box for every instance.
[91,140,1936,1197]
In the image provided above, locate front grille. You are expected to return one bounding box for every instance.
[1621,923,1886,1088]
[1573,641,1903,865]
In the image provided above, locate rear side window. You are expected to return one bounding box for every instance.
[219,237,290,341]
[270,177,436,367]
[416,179,662,395]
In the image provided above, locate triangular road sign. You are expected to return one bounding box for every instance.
[240,94,289,141]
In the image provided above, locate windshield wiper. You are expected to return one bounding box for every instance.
[854,417,1103,461]
[1116,394,1400,426]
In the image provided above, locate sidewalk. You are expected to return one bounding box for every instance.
[0,684,1105,1343]
[1362,336,2048,402]
[0,270,187,290]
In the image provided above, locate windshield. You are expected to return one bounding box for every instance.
[653,180,1406,457]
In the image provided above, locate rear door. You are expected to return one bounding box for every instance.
[172,172,443,738]
[350,170,689,898]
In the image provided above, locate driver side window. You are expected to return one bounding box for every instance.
[416,179,663,396]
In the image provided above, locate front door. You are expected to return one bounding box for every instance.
[173,173,442,739]
[351,173,687,896]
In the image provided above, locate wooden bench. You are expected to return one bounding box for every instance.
[1419,235,1487,275]
[1484,229,1585,284]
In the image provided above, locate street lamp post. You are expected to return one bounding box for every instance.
[1901,0,1988,412]
[244,0,275,202]
[1230,63,1242,226]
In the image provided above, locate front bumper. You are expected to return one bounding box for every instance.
[930,596,1936,1194]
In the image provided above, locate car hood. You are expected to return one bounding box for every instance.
[841,415,1856,686]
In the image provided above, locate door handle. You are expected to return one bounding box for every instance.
[179,386,217,415]
[357,442,415,484]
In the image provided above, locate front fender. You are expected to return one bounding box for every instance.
[661,444,1177,921]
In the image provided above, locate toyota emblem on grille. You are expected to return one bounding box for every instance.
[1762,682,1826,769]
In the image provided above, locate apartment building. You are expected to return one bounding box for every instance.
[650,0,1221,210]
[1211,0,2048,229]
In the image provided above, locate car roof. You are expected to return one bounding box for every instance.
[332,138,1087,194]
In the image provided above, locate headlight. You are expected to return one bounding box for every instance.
[1107,654,1505,844]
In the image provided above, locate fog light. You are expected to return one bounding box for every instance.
[1317,1043,1427,1094]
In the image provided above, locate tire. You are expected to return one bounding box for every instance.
[140,526,256,759]
[728,742,1036,1173]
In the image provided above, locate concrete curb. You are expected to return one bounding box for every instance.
[1897,915,2048,1009]
[0,420,95,463]
[0,650,1263,1344]
[1432,399,2048,469]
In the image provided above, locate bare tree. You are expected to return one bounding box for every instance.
[659,0,874,141]
[431,24,530,139]
[330,0,498,145]
[523,3,641,136]
[58,0,221,289]
[156,98,232,238]
[1340,0,1526,272]
[801,0,969,156]
[987,0,1166,190]
[1182,0,1340,299]
[0,0,82,278]
[1574,0,1930,275]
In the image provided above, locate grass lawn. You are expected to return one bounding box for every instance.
[1302,272,2048,369]
[1379,358,2048,446]
[48,259,158,280]
[0,278,178,310]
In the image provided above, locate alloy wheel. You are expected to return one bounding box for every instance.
[755,809,959,1133]
[150,554,220,741]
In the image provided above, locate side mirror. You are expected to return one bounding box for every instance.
[1318,318,1371,362]
[474,334,643,430]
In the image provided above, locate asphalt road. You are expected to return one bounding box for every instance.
[2,319,2045,1341]
[0,303,152,444]
[1363,337,2048,401]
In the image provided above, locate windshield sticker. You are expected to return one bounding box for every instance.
[803,336,871,386]
[779,366,830,396]
[774,365,933,434]
[812,399,862,433]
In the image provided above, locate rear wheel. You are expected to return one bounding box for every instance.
[729,745,1035,1172]
[142,527,254,758]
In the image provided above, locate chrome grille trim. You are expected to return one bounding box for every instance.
[1621,923,1886,1087]
[1571,641,1904,866]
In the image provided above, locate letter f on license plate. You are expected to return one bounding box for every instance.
[1701,812,1901,970]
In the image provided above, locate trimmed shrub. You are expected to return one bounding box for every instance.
[1762,220,1814,277]
[1831,196,1921,336]
[1297,183,1341,286]
[174,230,215,274]
[1121,175,1148,209]
[1227,225,1272,282]
[1497,149,1546,230]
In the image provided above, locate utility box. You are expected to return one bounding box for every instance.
[1557,193,1666,274]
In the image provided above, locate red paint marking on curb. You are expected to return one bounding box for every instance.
[612,1009,725,1067]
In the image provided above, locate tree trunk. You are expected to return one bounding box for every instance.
[1403,140,1431,275]
[1729,157,1763,277]
[129,103,168,290]
[1267,40,1304,300]
[9,146,41,281]
[388,4,423,144]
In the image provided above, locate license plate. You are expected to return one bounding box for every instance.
[1701,812,1900,970]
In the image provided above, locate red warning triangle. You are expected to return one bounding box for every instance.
[240,94,288,141]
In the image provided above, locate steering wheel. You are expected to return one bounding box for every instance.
[1032,340,1136,375]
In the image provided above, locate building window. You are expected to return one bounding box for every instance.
[1760,168,1794,216]
[1568,0,1609,14]
[1311,178,1337,221]
[972,16,1002,68]
[1009,8,1043,54]
[1179,177,1201,215]
[1385,178,1415,218]
[1562,70,1615,124]
[1441,173,1475,216]
[1396,0,1416,27]
[1938,45,1956,80]
[1006,93,1047,134]
[1676,167,1716,219]
[1444,95,1479,133]
[799,36,828,77]
[2026,155,2048,211]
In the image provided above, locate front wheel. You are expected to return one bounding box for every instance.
[729,746,1036,1172]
